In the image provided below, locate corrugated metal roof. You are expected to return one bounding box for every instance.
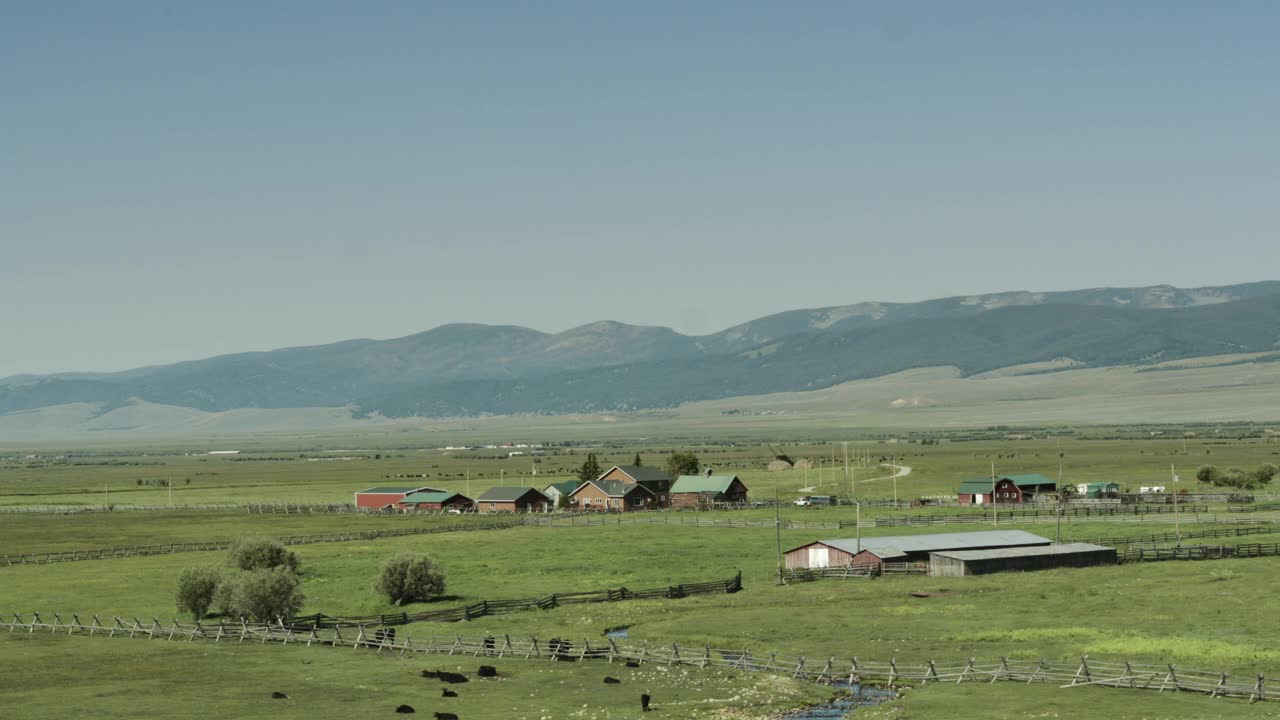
[476,487,548,502]
[401,491,465,504]
[958,474,1057,493]
[671,475,741,494]
[357,486,441,495]
[603,465,672,484]
[930,543,1115,561]
[811,530,1051,556]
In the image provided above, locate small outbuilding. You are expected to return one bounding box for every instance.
[1075,482,1121,499]
[569,479,657,511]
[669,474,749,508]
[399,491,474,513]
[355,486,445,509]
[928,543,1118,577]
[476,487,550,513]
[785,530,1052,570]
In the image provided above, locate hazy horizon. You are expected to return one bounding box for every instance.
[5,2,1280,377]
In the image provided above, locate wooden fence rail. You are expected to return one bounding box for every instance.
[3,614,1270,703]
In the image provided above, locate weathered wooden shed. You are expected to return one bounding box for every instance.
[784,530,1052,570]
[669,474,748,507]
[476,486,550,513]
[928,542,1118,577]
[399,490,474,512]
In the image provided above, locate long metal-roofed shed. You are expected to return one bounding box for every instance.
[784,530,1051,570]
[399,490,474,512]
[928,543,1118,577]
[354,486,445,509]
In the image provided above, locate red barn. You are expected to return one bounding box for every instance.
[354,486,444,509]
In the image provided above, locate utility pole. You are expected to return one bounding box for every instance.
[466,469,470,498]
[1056,463,1064,545]
[842,441,849,500]
[991,460,998,527]
[168,476,173,507]
[104,482,109,507]
[774,482,785,585]
[1172,464,1181,547]
[892,456,898,505]
[854,499,862,554]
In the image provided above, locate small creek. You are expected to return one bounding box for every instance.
[785,682,896,719]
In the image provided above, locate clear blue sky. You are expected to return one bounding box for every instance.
[3,2,1278,377]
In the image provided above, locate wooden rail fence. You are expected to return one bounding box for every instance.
[3,614,1271,703]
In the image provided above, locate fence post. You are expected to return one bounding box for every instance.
[1211,673,1230,698]
[958,658,975,683]
[1251,674,1265,703]
[793,656,807,679]
[1159,664,1178,692]
[1072,655,1091,685]
[888,658,898,688]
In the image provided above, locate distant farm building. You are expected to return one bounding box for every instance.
[957,474,1057,505]
[355,486,445,509]
[669,474,749,508]
[569,479,657,511]
[399,491,474,513]
[541,481,581,508]
[784,530,1052,570]
[1074,482,1121,498]
[476,487,550,513]
[928,543,1118,577]
[597,465,674,506]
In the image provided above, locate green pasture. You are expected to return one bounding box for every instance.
[0,633,829,720]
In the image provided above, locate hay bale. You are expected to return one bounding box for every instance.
[791,459,813,470]
[767,460,793,471]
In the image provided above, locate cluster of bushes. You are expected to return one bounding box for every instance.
[176,537,446,620]
[1196,464,1277,490]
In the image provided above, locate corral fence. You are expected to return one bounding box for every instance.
[875,504,1211,527]
[1121,543,1280,563]
[286,573,743,629]
[1082,524,1280,548]
[782,564,926,582]
[4,614,1271,703]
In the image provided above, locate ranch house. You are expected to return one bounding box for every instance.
[569,479,658,511]
[354,486,446,509]
[398,490,475,512]
[596,465,675,507]
[541,480,581,508]
[956,474,1057,505]
[476,486,550,513]
[669,474,749,508]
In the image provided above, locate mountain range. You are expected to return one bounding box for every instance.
[4,281,1280,421]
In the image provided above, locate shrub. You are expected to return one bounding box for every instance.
[216,567,305,621]
[375,552,447,606]
[227,536,299,572]
[175,566,222,619]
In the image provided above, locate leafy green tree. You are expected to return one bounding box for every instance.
[577,453,602,483]
[175,566,222,620]
[227,536,299,572]
[1196,465,1222,485]
[375,552,447,606]
[216,567,305,621]
[633,453,643,466]
[667,451,701,477]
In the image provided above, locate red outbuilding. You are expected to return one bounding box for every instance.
[354,486,444,509]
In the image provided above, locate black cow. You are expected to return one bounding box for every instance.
[603,677,621,684]
[437,671,468,684]
[270,692,289,699]
[441,689,458,698]
[395,705,415,714]
[482,636,496,655]
[434,713,459,720]
[641,694,651,712]
[477,665,498,677]
[625,661,640,668]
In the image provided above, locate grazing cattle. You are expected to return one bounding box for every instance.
[395,705,415,714]
[270,692,289,699]
[641,693,651,712]
[482,636,496,655]
[434,713,459,720]
[548,638,575,661]
[437,671,469,684]
[477,665,498,677]
[603,677,621,684]
[625,661,640,668]
[441,689,458,698]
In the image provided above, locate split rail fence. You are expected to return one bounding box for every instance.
[3,613,1271,703]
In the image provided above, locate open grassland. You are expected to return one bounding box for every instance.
[0,633,830,720]
[4,435,1280,509]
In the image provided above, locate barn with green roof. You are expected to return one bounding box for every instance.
[957,473,1057,505]
[669,473,748,508]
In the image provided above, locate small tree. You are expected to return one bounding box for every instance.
[1196,465,1220,485]
[175,566,222,620]
[667,451,700,478]
[578,453,603,483]
[376,552,447,606]
[218,567,305,621]
[227,536,299,572]
[633,453,643,466]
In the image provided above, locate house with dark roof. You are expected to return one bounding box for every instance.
[354,486,446,509]
[542,480,582,508]
[957,473,1057,505]
[669,474,748,508]
[597,465,675,506]
[784,530,1052,570]
[569,479,657,512]
[476,486,550,513]
[399,490,475,513]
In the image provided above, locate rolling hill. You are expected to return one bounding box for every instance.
[3,282,1279,425]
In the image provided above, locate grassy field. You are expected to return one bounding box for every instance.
[4,432,1280,718]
